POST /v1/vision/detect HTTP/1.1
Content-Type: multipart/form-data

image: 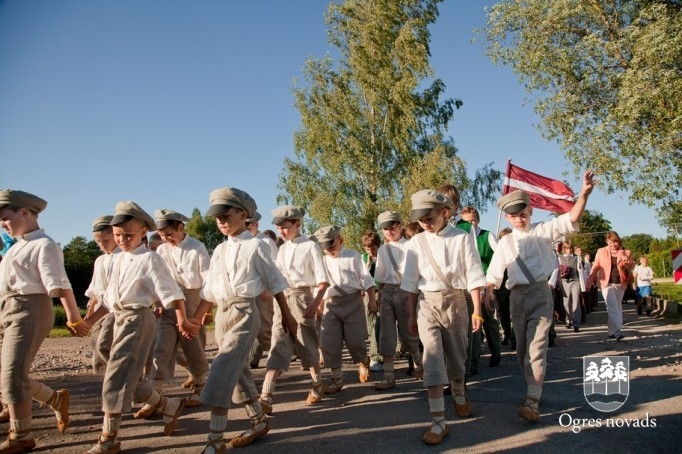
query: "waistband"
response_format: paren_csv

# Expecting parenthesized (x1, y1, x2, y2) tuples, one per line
(0, 290, 20, 304)
(112, 304, 152, 314)
(510, 280, 549, 291)
(285, 287, 313, 296)
(328, 290, 361, 303)
(423, 288, 466, 298)
(218, 296, 257, 312)
(381, 283, 404, 291)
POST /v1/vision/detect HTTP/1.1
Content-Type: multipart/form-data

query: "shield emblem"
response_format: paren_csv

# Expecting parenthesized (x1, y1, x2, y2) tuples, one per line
(583, 355, 629, 412)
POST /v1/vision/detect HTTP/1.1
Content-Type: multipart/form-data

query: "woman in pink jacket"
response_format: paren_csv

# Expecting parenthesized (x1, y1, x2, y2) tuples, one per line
(586, 231, 634, 340)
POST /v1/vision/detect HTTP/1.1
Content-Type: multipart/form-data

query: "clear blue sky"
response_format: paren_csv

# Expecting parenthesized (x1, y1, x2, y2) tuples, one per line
(0, 0, 668, 245)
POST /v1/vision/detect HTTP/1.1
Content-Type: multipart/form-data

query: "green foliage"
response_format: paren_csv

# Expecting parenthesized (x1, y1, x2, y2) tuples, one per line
(52, 304, 87, 328)
(279, 0, 501, 248)
(652, 283, 682, 303)
(185, 208, 224, 254)
(567, 209, 611, 257)
(656, 200, 682, 238)
(481, 0, 682, 208)
(63, 236, 101, 306)
(622, 233, 654, 258)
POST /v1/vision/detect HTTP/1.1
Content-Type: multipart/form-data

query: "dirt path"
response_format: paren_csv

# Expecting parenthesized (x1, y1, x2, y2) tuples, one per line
(19, 302, 682, 453)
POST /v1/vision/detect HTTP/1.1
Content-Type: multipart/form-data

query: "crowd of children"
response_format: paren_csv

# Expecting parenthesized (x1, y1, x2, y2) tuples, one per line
(0, 171, 606, 452)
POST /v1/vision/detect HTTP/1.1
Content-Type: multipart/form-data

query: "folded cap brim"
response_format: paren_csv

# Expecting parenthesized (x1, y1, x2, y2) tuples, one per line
(379, 220, 398, 229)
(110, 214, 135, 226)
(502, 202, 529, 214)
(155, 219, 173, 230)
(272, 216, 287, 226)
(206, 204, 234, 217)
(92, 223, 111, 232)
(318, 239, 335, 250)
(410, 207, 433, 221)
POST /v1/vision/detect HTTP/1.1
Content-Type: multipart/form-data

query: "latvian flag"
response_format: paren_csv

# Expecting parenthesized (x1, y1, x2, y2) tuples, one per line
(503, 161, 575, 214)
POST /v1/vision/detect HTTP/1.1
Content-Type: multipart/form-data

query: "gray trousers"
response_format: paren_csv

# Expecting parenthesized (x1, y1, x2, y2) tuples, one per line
(0, 293, 53, 404)
(561, 279, 582, 327)
(320, 291, 368, 369)
(151, 289, 208, 380)
(201, 297, 260, 408)
(419, 290, 468, 387)
(102, 307, 157, 413)
(266, 288, 319, 371)
(510, 281, 553, 383)
(379, 284, 419, 358)
(91, 312, 115, 375)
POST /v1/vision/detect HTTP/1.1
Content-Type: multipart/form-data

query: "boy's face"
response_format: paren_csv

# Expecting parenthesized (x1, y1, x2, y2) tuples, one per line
(246, 221, 258, 235)
(418, 208, 448, 233)
(113, 219, 147, 252)
(0, 207, 31, 237)
(276, 220, 300, 241)
(460, 212, 478, 228)
(323, 237, 343, 258)
(575, 247, 582, 256)
(214, 207, 247, 237)
(158, 224, 185, 246)
(93, 229, 117, 254)
(640, 257, 647, 265)
(381, 222, 402, 243)
(364, 245, 378, 259)
(505, 207, 532, 231)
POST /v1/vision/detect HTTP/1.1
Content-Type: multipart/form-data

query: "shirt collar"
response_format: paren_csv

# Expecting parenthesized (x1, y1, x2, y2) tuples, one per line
(228, 230, 253, 243)
(21, 228, 45, 241)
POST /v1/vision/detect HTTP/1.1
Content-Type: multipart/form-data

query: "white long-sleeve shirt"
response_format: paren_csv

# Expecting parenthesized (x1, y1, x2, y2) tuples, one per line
(0, 229, 71, 296)
(276, 235, 328, 288)
(487, 213, 578, 290)
(401, 224, 486, 293)
(156, 235, 210, 290)
(202, 230, 288, 302)
(323, 248, 374, 298)
(375, 237, 408, 285)
(103, 243, 183, 311)
(85, 247, 121, 306)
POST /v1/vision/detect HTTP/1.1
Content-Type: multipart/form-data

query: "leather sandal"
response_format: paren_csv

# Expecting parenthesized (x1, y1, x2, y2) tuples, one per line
(422, 420, 449, 445)
(228, 419, 269, 448)
(163, 397, 187, 436)
(85, 432, 121, 454)
(374, 377, 396, 391)
(453, 395, 472, 418)
(50, 388, 70, 433)
(517, 397, 540, 422)
(324, 378, 344, 394)
(306, 382, 325, 405)
(358, 360, 370, 383)
(259, 398, 273, 416)
(134, 400, 162, 420)
(186, 384, 204, 408)
(0, 432, 36, 454)
(201, 437, 226, 454)
(181, 376, 195, 389)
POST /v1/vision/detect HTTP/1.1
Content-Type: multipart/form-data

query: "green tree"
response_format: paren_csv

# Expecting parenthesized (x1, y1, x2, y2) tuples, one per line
(279, 0, 501, 248)
(567, 209, 611, 257)
(656, 200, 682, 240)
(62, 236, 101, 306)
(185, 208, 224, 254)
(622, 233, 654, 258)
(482, 1, 682, 207)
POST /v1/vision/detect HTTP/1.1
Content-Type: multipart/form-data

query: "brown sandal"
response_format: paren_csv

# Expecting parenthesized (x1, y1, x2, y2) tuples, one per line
(422, 420, 449, 445)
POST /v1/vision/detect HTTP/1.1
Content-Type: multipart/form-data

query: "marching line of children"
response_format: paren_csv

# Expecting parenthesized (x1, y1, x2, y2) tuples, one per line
(0, 171, 596, 452)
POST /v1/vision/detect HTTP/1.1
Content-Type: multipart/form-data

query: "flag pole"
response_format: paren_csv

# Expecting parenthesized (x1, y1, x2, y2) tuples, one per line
(495, 159, 511, 235)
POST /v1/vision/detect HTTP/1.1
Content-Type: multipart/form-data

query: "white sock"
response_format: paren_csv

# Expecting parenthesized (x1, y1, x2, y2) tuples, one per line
(33, 383, 54, 405)
(9, 417, 31, 439)
(428, 398, 445, 434)
(528, 384, 542, 401)
(102, 417, 121, 435)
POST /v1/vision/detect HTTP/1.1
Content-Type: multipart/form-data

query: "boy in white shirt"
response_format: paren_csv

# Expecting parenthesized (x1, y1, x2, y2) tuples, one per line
(0, 190, 89, 452)
(85, 215, 119, 375)
(402, 190, 486, 445)
(192, 187, 297, 452)
(313, 225, 377, 394)
(82, 201, 198, 453)
(133, 209, 211, 420)
(259, 205, 329, 413)
(485, 170, 596, 423)
(373, 211, 423, 390)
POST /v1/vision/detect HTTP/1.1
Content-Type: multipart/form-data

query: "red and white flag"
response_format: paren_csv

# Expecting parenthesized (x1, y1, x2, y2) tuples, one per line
(503, 161, 575, 213)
